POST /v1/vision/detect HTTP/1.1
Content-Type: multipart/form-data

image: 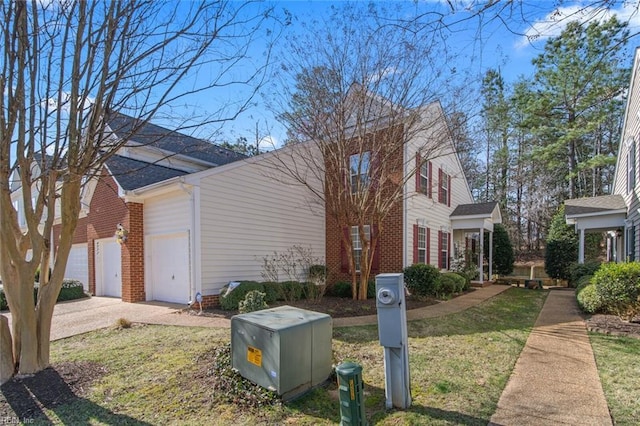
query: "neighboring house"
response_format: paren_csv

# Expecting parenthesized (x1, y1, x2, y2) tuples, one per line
(15, 112, 325, 307)
(565, 47, 640, 263)
(326, 100, 502, 284)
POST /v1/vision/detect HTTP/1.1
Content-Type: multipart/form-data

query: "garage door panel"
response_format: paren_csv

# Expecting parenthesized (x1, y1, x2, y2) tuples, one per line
(95, 239, 121, 298)
(65, 244, 89, 291)
(150, 233, 189, 303)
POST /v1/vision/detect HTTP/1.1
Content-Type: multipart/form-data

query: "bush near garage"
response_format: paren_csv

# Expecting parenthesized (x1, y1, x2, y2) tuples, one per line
(219, 281, 265, 311)
(0, 279, 86, 311)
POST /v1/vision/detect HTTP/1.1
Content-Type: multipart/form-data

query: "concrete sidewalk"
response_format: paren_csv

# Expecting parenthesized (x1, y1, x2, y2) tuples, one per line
(489, 289, 612, 426)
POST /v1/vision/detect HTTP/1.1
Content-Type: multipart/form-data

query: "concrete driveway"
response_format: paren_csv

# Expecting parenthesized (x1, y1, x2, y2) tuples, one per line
(2, 296, 231, 341)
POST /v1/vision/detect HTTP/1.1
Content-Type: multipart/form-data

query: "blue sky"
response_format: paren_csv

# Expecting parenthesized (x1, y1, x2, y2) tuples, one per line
(174, 1, 640, 149)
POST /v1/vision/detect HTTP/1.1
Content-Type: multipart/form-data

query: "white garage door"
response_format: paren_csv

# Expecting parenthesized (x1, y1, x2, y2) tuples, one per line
(149, 233, 190, 303)
(95, 239, 121, 298)
(65, 244, 89, 291)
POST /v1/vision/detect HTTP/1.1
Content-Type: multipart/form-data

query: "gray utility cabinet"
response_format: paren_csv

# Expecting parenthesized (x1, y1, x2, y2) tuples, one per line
(231, 305, 332, 401)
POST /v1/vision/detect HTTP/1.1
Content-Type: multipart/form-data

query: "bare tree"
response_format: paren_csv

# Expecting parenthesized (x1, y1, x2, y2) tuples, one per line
(265, 4, 459, 300)
(0, 0, 273, 377)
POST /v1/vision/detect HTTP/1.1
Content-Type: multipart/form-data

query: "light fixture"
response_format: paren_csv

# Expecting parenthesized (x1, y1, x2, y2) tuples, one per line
(115, 223, 129, 244)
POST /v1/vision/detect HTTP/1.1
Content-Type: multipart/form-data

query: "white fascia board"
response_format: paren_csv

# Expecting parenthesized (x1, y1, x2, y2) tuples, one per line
(565, 209, 627, 220)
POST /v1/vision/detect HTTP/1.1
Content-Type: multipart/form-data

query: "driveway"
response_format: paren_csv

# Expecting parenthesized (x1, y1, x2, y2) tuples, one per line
(1, 296, 229, 341)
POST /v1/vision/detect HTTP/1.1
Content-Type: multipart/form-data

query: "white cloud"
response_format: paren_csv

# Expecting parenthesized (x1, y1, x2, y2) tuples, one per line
(258, 135, 279, 151)
(516, 2, 640, 49)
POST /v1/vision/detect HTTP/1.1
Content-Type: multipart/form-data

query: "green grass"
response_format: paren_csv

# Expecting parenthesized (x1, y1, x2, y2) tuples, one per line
(24, 288, 547, 425)
(590, 333, 640, 425)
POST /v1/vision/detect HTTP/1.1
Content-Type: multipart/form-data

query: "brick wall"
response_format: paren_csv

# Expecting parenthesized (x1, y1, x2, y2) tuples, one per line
(121, 202, 145, 302)
(325, 126, 405, 286)
(52, 170, 131, 296)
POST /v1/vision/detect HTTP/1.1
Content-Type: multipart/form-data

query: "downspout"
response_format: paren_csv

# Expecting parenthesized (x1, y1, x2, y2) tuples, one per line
(179, 181, 197, 304)
(403, 137, 409, 269)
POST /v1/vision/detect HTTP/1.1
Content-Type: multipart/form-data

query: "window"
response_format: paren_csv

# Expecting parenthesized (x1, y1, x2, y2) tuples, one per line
(627, 225, 636, 261)
(628, 141, 636, 194)
(350, 151, 371, 193)
(417, 226, 426, 263)
(439, 168, 450, 206)
(419, 162, 429, 194)
(351, 225, 370, 272)
(439, 231, 450, 269)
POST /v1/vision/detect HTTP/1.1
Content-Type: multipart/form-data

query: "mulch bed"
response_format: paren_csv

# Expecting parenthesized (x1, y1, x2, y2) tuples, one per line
(189, 295, 438, 319)
(585, 314, 640, 339)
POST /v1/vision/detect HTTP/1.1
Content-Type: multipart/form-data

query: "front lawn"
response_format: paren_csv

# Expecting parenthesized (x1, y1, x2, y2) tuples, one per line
(590, 333, 640, 425)
(2, 288, 547, 425)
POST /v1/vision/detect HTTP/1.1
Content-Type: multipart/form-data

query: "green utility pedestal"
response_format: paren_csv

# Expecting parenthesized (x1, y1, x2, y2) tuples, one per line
(336, 362, 366, 426)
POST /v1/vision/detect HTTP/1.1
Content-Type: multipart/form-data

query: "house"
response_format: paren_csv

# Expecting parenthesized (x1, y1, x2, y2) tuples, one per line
(36, 113, 325, 307)
(10, 96, 500, 306)
(564, 47, 640, 263)
(325, 99, 502, 284)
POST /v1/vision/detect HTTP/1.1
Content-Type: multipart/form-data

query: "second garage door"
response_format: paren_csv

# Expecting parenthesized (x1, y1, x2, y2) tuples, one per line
(149, 233, 190, 303)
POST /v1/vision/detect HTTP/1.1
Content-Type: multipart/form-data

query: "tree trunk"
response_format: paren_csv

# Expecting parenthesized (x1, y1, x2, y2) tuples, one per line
(0, 315, 15, 384)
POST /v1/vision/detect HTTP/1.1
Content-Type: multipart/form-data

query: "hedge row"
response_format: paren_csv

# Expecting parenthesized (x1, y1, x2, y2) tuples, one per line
(219, 280, 327, 311)
(0, 279, 87, 311)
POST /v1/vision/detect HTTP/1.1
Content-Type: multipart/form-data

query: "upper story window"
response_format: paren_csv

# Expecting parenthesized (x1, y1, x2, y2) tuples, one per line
(350, 151, 371, 193)
(419, 162, 429, 195)
(439, 168, 450, 206)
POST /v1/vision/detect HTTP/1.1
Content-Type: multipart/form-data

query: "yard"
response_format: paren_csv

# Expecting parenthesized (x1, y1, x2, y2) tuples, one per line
(0, 288, 638, 425)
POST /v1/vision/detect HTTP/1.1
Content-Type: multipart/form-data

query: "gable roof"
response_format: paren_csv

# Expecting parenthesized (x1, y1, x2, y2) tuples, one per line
(106, 112, 246, 167)
(450, 201, 499, 218)
(564, 194, 627, 217)
(105, 155, 189, 191)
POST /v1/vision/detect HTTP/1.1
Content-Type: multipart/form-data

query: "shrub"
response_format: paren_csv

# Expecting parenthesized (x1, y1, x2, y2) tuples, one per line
(576, 282, 602, 314)
(439, 272, 466, 297)
(452, 271, 472, 291)
(280, 281, 304, 302)
(308, 264, 327, 282)
(367, 280, 376, 299)
(219, 281, 264, 311)
(238, 290, 268, 314)
(1, 279, 86, 311)
(57, 279, 86, 302)
(575, 275, 594, 291)
(403, 264, 441, 297)
(260, 282, 282, 303)
(328, 281, 352, 298)
(592, 262, 640, 315)
(569, 261, 601, 288)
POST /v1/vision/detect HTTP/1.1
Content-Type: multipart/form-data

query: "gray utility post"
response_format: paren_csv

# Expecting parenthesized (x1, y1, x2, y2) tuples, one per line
(375, 273, 412, 409)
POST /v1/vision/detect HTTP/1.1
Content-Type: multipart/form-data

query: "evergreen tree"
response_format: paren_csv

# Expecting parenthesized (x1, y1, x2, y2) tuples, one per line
(484, 223, 515, 276)
(545, 205, 578, 280)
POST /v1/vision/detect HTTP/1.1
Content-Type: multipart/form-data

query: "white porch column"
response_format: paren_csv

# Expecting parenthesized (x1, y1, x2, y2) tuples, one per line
(479, 228, 484, 282)
(488, 230, 493, 279)
(578, 228, 585, 264)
